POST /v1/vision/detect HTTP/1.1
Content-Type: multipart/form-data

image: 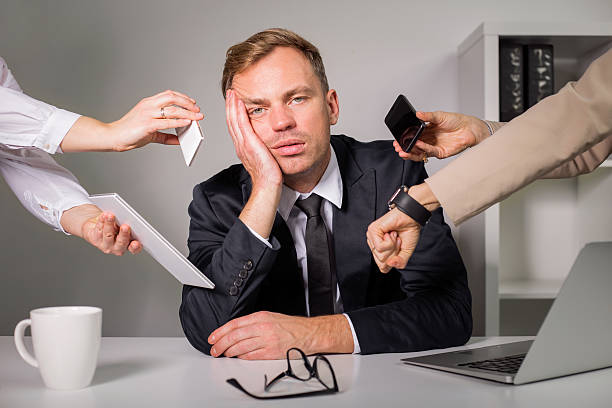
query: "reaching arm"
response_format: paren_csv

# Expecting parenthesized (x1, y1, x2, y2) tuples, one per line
(541, 136, 612, 179)
(426, 50, 612, 225)
(0, 146, 141, 255)
(0, 86, 203, 153)
(0, 145, 93, 231)
(0, 86, 81, 153)
(393, 111, 492, 162)
(372, 51, 612, 271)
(59, 90, 203, 153)
(1, 58, 202, 153)
(398, 106, 611, 180)
(0, 57, 191, 255)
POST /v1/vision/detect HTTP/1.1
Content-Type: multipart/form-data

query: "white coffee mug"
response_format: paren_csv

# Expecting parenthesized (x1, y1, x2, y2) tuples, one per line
(14, 306, 102, 390)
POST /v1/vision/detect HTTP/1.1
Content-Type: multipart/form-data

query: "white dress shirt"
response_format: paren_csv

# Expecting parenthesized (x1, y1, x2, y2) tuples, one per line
(247, 146, 362, 353)
(1, 56, 91, 232)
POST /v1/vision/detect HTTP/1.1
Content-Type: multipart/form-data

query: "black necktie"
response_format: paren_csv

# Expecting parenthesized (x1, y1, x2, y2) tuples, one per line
(295, 194, 335, 316)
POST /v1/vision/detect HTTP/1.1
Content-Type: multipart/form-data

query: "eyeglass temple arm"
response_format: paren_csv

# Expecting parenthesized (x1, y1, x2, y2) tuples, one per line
(264, 371, 288, 391)
(227, 378, 337, 400)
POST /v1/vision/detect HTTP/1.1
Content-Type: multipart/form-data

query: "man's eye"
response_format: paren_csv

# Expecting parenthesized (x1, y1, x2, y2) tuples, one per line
(291, 97, 305, 104)
(249, 107, 265, 115)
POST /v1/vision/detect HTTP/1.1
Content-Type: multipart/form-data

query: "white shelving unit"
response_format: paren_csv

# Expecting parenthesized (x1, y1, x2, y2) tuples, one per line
(499, 279, 565, 300)
(456, 22, 612, 335)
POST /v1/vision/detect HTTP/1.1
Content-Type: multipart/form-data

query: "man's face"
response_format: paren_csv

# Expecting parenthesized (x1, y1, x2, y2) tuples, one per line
(231, 47, 339, 181)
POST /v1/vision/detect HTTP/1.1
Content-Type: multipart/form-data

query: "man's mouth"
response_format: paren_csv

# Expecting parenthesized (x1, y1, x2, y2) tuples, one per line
(271, 140, 305, 156)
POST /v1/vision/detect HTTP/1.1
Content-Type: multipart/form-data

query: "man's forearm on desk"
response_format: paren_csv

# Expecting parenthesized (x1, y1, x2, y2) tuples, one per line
(207, 312, 354, 359)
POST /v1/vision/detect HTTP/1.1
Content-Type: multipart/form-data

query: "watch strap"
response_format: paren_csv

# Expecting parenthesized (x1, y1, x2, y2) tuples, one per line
(389, 186, 431, 226)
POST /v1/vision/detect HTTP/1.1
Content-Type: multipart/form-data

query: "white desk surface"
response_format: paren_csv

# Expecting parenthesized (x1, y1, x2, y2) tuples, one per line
(1, 336, 611, 407)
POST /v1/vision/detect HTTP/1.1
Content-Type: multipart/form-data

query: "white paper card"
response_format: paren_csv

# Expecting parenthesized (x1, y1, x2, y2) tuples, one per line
(176, 120, 204, 166)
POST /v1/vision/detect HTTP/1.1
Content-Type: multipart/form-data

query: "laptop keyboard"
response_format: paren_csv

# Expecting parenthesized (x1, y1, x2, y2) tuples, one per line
(457, 353, 526, 374)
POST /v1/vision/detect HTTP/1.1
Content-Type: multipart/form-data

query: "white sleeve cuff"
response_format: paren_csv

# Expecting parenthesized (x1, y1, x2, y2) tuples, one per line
(245, 224, 273, 248)
(56, 196, 94, 235)
(36, 108, 81, 154)
(343, 313, 361, 354)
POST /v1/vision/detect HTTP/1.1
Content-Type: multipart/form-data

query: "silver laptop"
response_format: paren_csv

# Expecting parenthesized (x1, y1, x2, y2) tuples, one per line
(402, 242, 612, 384)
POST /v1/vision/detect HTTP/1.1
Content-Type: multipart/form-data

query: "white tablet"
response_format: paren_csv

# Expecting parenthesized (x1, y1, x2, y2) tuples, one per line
(89, 193, 214, 289)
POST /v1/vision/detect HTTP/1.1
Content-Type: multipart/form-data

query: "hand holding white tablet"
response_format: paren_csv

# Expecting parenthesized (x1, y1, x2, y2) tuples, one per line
(90, 193, 214, 289)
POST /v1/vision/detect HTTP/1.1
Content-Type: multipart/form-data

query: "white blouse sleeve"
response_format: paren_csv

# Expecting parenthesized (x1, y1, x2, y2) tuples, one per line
(0, 146, 92, 232)
(0, 57, 81, 154)
(1, 56, 91, 232)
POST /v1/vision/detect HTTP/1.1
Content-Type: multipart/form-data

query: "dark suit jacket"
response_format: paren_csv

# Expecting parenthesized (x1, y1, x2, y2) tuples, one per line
(180, 135, 472, 355)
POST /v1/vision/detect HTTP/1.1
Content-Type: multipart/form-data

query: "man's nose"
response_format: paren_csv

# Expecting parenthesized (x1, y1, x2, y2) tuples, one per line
(269, 105, 296, 132)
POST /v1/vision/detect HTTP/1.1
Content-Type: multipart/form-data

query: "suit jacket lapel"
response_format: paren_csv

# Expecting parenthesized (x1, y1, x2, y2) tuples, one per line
(331, 138, 377, 312)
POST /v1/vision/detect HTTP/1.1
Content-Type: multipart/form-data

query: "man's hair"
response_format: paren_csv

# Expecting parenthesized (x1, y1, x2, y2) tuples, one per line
(221, 28, 329, 97)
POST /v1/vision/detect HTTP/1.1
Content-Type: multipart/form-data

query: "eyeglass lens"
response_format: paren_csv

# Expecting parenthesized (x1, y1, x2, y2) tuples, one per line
(288, 348, 312, 380)
(314, 358, 335, 389)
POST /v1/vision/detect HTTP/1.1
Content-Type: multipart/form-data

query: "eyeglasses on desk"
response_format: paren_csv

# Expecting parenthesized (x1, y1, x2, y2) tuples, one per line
(226, 348, 339, 400)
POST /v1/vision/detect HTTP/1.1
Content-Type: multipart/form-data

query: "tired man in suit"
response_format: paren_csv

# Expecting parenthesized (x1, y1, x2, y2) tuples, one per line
(180, 28, 471, 359)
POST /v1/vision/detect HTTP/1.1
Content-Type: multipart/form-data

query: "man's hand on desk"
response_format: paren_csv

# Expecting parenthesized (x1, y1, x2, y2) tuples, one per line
(208, 311, 354, 360)
(61, 204, 142, 256)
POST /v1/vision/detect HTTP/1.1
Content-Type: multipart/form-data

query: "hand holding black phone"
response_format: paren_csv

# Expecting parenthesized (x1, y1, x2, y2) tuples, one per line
(384, 95, 426, 153)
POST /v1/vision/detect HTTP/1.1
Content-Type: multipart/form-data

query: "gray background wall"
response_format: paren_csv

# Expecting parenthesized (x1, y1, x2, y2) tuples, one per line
(2, 0, 611, 337)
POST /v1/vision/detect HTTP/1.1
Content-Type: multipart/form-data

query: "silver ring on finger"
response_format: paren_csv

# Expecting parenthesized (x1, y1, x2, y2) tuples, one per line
(160, 107, 166, 119)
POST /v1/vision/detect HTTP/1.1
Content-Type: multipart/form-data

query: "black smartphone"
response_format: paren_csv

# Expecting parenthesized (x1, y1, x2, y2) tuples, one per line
(384, 95, 426, 153)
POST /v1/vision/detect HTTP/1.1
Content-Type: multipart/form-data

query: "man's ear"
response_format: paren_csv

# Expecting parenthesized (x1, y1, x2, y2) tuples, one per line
(326, 89, 339, 125)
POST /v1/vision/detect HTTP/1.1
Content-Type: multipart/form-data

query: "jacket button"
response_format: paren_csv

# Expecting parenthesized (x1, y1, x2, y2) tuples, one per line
(229, 285, 238, 296)
(243, 260, 253, 270)
(234, 278, 243, 287)
(238, 269, 248, 279)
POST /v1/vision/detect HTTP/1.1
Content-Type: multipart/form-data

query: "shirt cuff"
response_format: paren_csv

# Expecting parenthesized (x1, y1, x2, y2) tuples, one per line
(245, 224, 273, 249)
(482, 119, 494, 136)
(36, 108, 81, 154)
(56, 196, 94, 235)
(343, 313, 361, 354)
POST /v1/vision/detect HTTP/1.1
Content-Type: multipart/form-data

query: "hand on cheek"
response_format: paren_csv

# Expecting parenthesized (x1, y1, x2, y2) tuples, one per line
(225, 90, 282, 188)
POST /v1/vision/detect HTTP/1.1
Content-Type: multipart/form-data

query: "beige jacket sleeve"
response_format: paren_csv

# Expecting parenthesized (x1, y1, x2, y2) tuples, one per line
(426, 49, 612, 226)
(485, 124, 611, 179)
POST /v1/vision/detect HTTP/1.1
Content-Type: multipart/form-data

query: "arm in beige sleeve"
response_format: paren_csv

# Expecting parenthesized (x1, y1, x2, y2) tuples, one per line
(426, 49, 612, 225)
(487, 121, 610, 179)
(542, 136, 611, 178)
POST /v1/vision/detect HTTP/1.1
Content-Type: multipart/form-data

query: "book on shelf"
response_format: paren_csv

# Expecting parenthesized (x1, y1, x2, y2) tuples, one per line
(499, 42, 525, 122)
(526, 44, 554, 108)
(499, 42, 555, 121)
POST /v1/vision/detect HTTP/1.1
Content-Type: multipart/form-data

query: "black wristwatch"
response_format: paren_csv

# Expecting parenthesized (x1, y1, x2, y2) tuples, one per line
(387, 185, 431, 226)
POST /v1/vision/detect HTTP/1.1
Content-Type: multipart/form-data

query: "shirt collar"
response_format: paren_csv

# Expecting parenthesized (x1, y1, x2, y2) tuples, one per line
(278, 144, 343, 221)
